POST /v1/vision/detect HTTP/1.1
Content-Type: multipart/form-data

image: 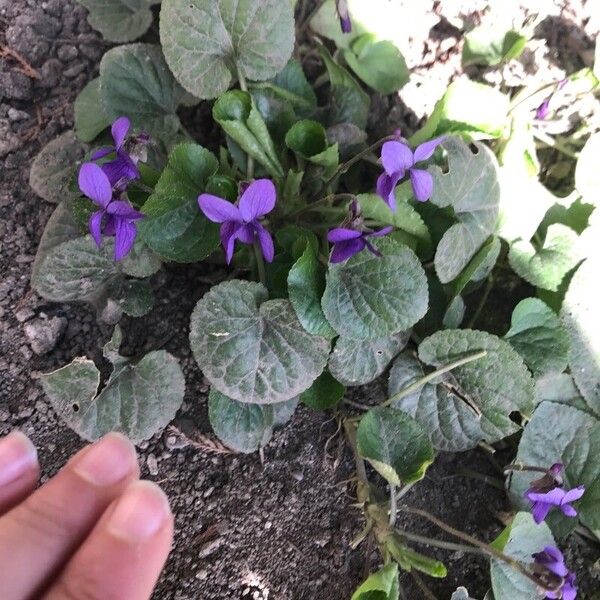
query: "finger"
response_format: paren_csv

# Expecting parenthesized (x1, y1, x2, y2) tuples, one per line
(0, 431, 40, 515)
(0, 432, 140, 600)
(45, 481, 173, 600)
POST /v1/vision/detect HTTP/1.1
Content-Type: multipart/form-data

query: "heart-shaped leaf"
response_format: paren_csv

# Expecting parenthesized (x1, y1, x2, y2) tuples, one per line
(431, 138, 501, 284)
(507, 401, 599, 538)
(32, 200, 81, 282)
(32, 235, 118, 302)
(213, 91, 284, 178)
(29, 131, 87, 203)
(389, 330, 534, 451)
(357, 406, 434, 486)
(504, 298, 569, 376)
(288, 244, 336, 338)
(41, 328, 185, 443)
(344, 34, 409, 95)
(78, 0, 158, 43)
(208, 388, 274, 453)
(463, 26, 527, 67)
(509, 224, 581, 292)
(351, 564, 400, 600)
(285, 119, 339, 174)
(561, 258, 600, 415)
(300, 370, 345, 411)
(160, 0, 294, 99)
(322, 237, 428, 340)
(490, 512, 555, 600)
(74, 78, 111, 142)
(110, 279, 154, 317)
(329, 331, 409, 386)
(189, 280, 330, 404)
(99, 44, 187, 139)
(411, 79, 509, 144)
(120, 239, 162, 278)
(138, 143, 220, 262)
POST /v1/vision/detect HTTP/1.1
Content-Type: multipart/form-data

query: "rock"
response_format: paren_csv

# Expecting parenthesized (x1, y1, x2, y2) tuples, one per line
(99, 299, 123, 325)
(147, 453, 159, 476)
(38, 59, 62, 89)
(0, 119, 21, 157)
(0, 71, 32, 101)
(7, 108, 29, 121)
(23, 315, 67, 355)
(57, 44, 78, 62)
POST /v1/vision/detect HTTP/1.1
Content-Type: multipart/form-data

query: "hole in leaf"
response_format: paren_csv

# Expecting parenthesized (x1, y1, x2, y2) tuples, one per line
(72, 403, 80, 413)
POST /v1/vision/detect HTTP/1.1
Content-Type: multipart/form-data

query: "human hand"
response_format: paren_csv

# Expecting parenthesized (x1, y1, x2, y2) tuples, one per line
(0, 430, 173, 600)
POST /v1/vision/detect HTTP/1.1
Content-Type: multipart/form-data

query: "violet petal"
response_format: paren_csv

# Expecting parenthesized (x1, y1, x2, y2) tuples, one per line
(89, 210, 104, 248)
(91, 146, 114, 161)
(561, 485, 585, 503)
(330, 238, 365, 263)
(376, 172, 400, 211)
(238, 178, 276, 221)
(114, 217, 137, 261)
(413, 136, 446, 163)
(111, 116, 130, 149)
(198, 193, 241, 224)
(106, 200, 144, 220)
(78, 162, 113, 208)
(327, 228, 363, 243)
(409, 167, 434, 202)
(220, 221, 239, 264)
(255, 222, 275, 263)
(381, 141, 413, 175)
(367, 226, 394, 238)
(532, 501, 552, 524)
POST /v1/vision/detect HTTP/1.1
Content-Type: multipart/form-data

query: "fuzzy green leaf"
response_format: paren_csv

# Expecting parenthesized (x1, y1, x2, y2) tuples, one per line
(208, 388, 273, 453)
(322, 237, 428, 340)
(344, 34, 409, 95)
(78, 0, 158, 43)
(100, 44, 187, 139)
(213, 90, 284, 178)
(29, 131, 87, 204)
(74, 78, 111, 142)
(509, 224, 581, 291)
(138, 143, 220, 262)
(351, 564, 400, 600)
(560, 258, 600, 415)
(463, 27, 527, 67)
(190, 280, 330, 404)
(160, 0, 294, 99)
(300, 370, 345, 411)
(431, 138, 500, 284)
(357, 407, 434, 486)
(504, 298, 569, 376)
(329, 331, 409, 386)
(41, 329, 185, 443)
(288, 244, 336, 338)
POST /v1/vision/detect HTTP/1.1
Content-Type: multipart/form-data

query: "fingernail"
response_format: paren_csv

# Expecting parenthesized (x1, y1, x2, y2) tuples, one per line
(108, 481, 171, 541)
(72, 432, 137, 486)
(0, 431, 38, 486)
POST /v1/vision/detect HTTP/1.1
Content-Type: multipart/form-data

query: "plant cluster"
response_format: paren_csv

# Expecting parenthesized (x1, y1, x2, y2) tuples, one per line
(27, 0, 600, 597)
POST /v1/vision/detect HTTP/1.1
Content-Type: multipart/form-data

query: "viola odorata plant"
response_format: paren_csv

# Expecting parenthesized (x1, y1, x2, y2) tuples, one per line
(28, 1, 600, 598)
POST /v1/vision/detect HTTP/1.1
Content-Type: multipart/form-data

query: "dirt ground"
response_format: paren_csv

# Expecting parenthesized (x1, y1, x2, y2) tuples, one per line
(1, 1, 599, 598)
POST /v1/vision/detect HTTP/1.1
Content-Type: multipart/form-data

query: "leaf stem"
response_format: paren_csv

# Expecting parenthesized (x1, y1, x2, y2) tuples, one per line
(289, 192, 355, 218)
(380, 350, 488, 408)
(395, 528, 488, 556)
(466, 275, 494, 329)
(253, 241, 267, 287)
(322, 134, 398, 187)
(389, 485, 398, 527)
(397, 506, 560, 593)
(236, 67, 255, 180)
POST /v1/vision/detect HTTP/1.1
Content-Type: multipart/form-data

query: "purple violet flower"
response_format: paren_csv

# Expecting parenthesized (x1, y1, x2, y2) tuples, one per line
(376, 137, 446, 210)
(198, 179, 276, 264)
(536, 98, 551, 120)
(533, 546, 577, 600)
(336, 0, 352, 33)
(78, 162, 144, 261)
(525, 463, 585, 524)
(91, 117, 144, 190)
(328, 226, 393, 263)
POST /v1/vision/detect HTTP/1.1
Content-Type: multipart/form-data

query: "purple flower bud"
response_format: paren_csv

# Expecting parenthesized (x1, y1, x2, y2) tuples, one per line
(328, 224, 393, 263)
(376, 136, 446, 210)
(198, 179, 276, 264)
(536, 98, 551, 120)
(336, 0, 352, 33)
